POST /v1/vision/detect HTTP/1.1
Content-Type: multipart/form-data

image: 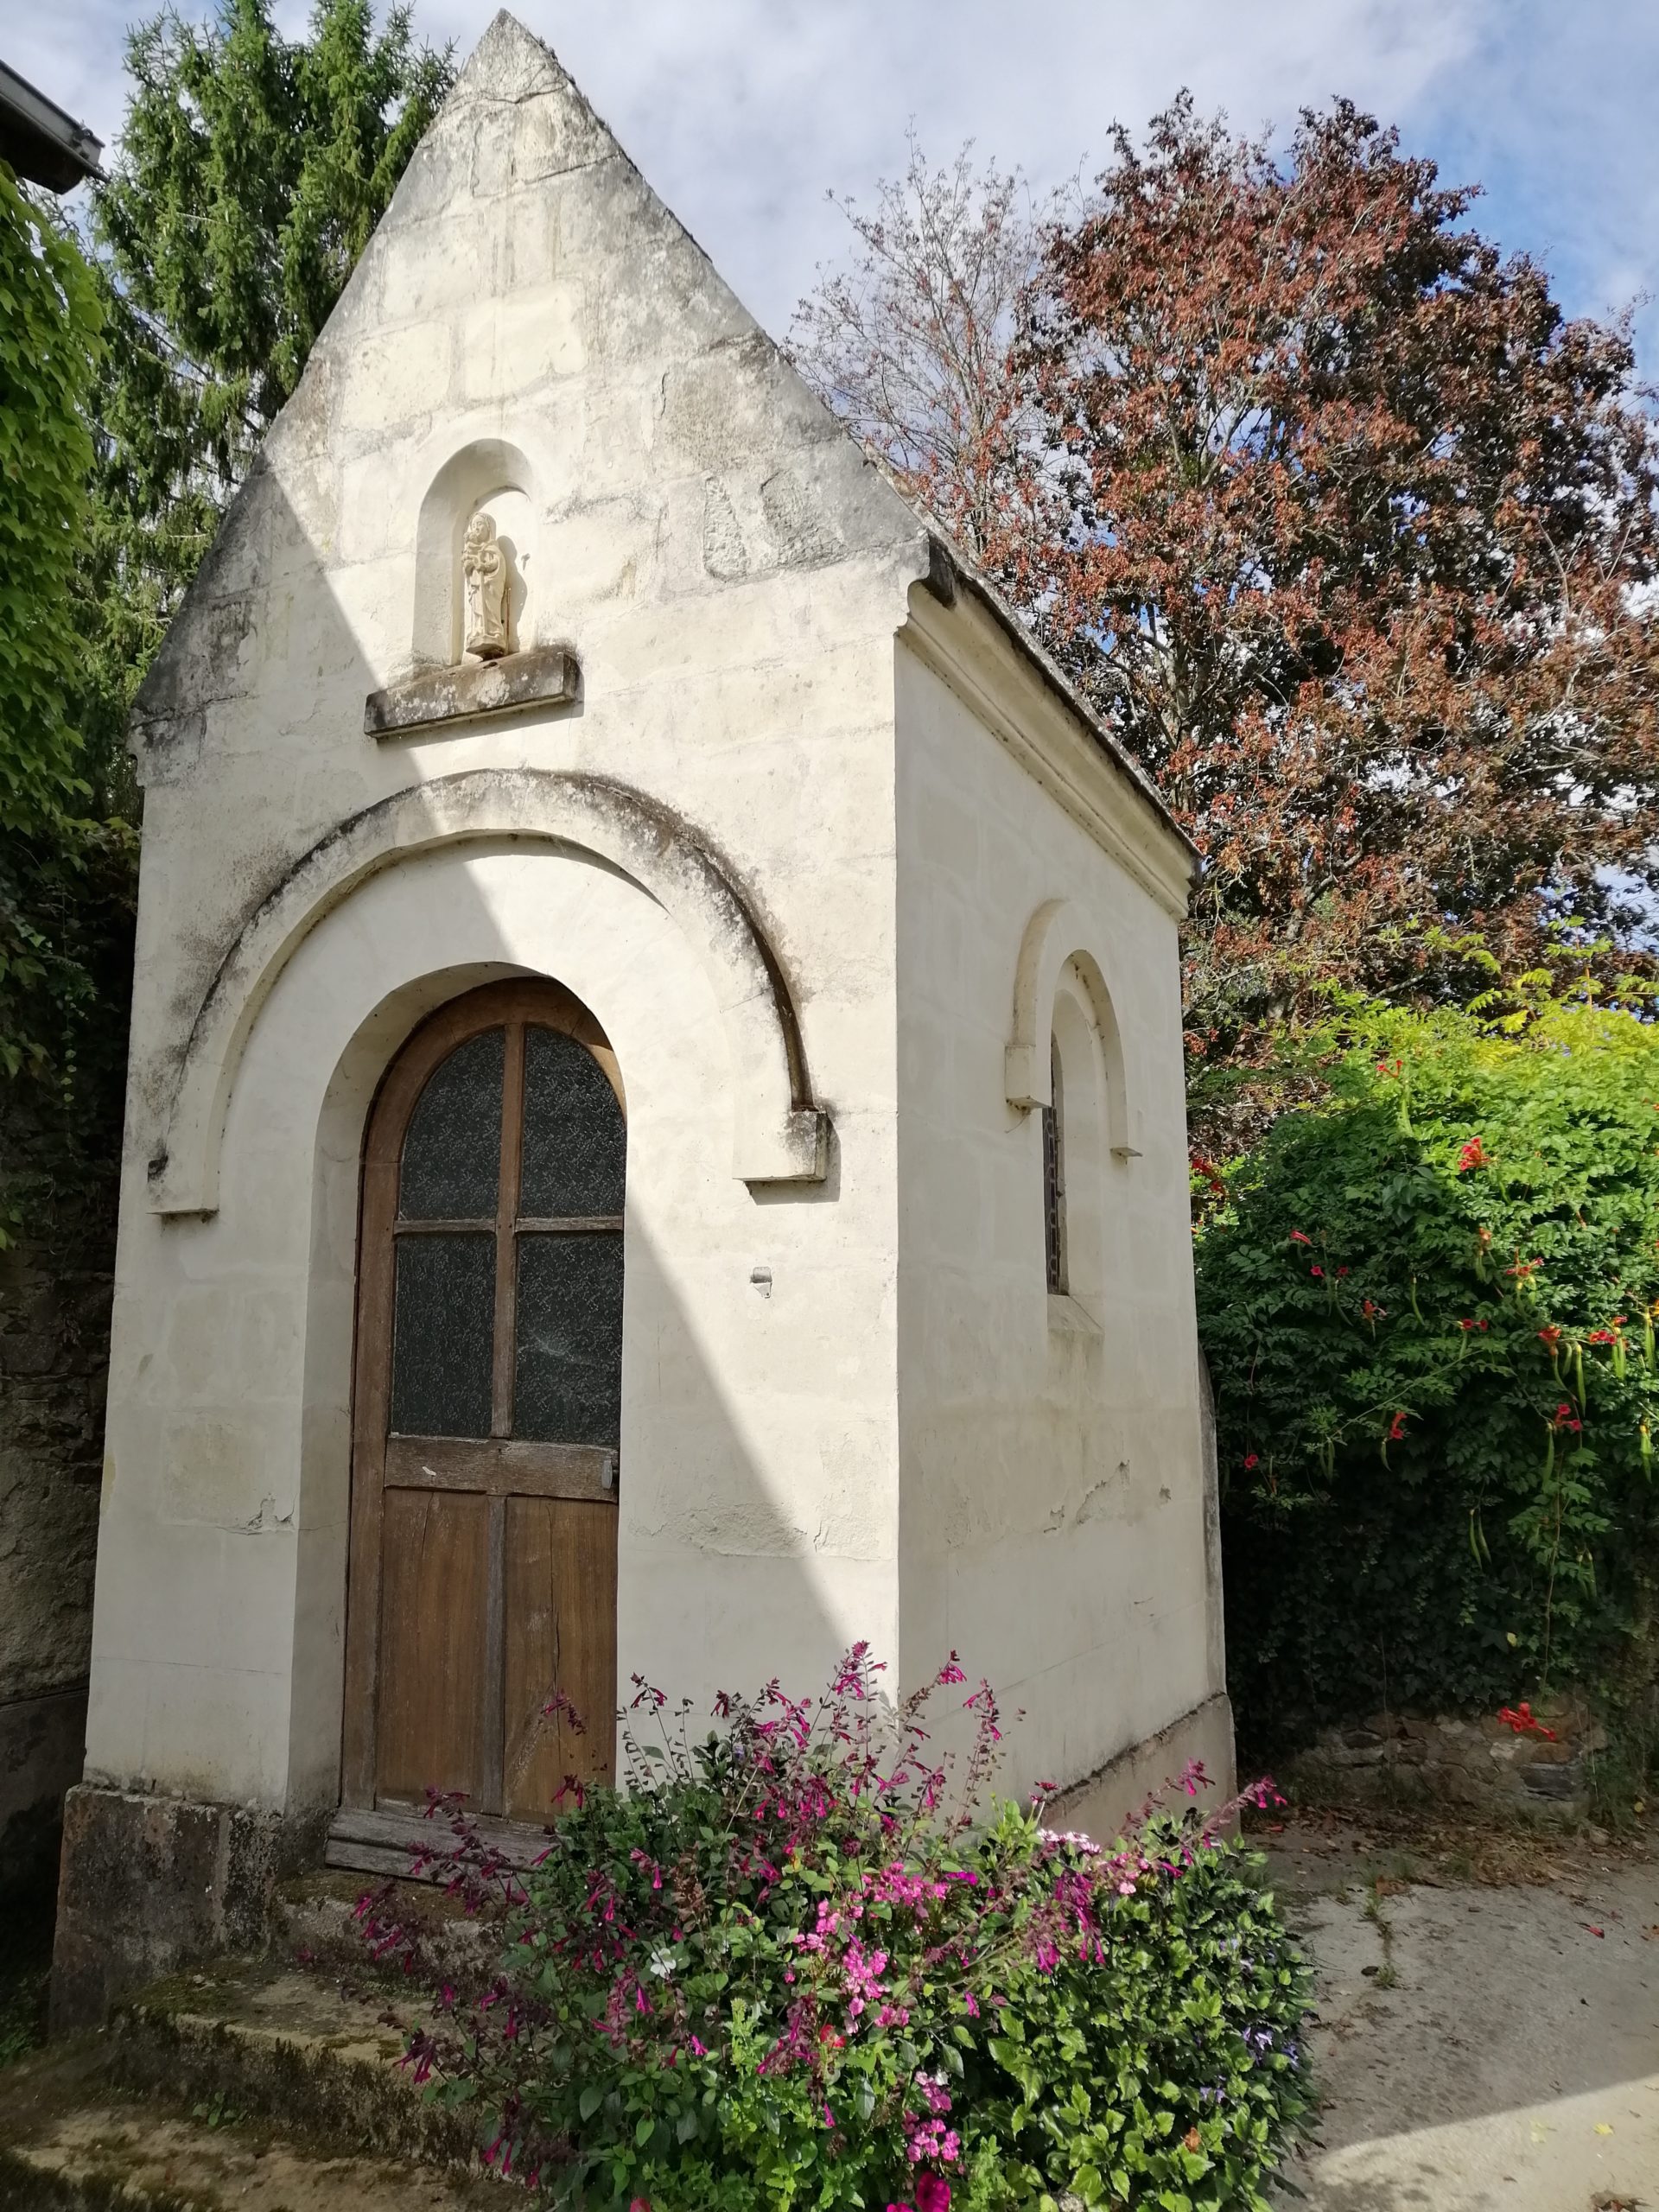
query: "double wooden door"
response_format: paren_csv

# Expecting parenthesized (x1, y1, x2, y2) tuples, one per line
(341, 981, 623, 1825)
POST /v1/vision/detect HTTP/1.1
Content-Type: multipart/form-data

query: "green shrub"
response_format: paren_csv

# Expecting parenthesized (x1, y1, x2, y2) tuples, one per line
(362, 1654, 1310, 2209)
(1195, 988, 1659, 1749)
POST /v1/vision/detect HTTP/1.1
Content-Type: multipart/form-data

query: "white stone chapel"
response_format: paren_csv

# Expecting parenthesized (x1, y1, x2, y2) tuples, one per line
(54, 13, 1230, 2015)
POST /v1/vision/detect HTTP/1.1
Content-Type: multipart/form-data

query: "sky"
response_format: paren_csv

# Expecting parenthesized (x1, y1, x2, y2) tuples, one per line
(12, 0, 1659, 366)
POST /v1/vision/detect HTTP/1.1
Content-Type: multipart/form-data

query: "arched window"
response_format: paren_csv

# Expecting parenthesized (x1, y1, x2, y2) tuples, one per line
(1042, 962, 1120, 1313)
(1042, 1033, 1067, 1294)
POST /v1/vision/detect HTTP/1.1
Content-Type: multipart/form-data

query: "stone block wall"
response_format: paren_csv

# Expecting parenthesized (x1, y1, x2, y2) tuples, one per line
(1283, 1697, 1605, 1821)
(0, 1091, 115, 1891)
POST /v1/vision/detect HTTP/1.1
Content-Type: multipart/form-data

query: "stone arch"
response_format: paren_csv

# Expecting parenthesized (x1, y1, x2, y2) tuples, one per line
(1005, 897, 1136, 1156)
(412, 436, 538, 666)
(148, 769, 828, 1215)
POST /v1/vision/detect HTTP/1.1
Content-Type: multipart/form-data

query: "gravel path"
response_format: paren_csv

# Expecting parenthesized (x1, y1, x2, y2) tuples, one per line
(1262, 1812, 1659, 2212)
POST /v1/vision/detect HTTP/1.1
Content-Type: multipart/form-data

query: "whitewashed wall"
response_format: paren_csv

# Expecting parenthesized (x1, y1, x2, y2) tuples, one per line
(82, 13, 1223, 1837)
(893, 604, 1229, 1823)
(86, 17, 923, 1815)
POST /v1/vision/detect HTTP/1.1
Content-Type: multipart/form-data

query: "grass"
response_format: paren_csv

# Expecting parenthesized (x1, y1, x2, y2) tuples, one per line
(1361, 1880, 1400, 1989)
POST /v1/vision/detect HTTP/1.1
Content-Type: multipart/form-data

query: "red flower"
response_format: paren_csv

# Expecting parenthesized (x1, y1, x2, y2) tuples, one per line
(1553, 1403, 1582, 1433)
(1497, 1703, 1559, 1742)
(1243, 1453, 1259, 1471)
(1289, 1230, 1312, 1246)
(1388, 1411, 1408, 1442)
(1586, 1328, 1617, 1344)
(1457, 1137, 1488, 1172)
(1362, 1298, 1383, 1322)
(1310, 1265, 1324, 1279)
(1537, 1325, 1563, 1352)
(1459, 1318, 1490, 1333)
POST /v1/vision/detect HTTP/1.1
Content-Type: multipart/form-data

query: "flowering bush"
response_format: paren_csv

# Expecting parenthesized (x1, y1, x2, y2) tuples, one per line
(362, 1652, 1310, 2209)
(1194, 987, 1659, 1747)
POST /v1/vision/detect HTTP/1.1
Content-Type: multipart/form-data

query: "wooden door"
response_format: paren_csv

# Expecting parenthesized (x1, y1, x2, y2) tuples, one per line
(341, 980, 623, 1823)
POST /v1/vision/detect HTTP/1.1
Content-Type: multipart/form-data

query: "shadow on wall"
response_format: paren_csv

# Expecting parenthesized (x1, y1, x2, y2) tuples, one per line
(86, 447, 894, 1826)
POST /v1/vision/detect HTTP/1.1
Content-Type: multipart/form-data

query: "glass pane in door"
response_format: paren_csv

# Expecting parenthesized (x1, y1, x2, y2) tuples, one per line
(513, 1232, 623, 1445)
(391, 1232, 495, 1436)
(399, 1028, 504, 1219)
(519, 1027, 625, 1217)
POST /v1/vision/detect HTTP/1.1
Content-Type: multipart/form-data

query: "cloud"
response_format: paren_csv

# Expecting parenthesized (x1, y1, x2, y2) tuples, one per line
(11, 0, 1656, 353)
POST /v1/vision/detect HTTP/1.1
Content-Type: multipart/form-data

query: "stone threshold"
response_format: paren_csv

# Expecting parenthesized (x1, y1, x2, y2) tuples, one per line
(327, 1801, 554, 1882)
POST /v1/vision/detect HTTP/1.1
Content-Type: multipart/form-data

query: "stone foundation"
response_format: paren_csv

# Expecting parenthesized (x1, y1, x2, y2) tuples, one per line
(1049, 1689, 1236, 1844)
(1282, 1698, 1604, 1821)
(50, 1783, 326, 2031)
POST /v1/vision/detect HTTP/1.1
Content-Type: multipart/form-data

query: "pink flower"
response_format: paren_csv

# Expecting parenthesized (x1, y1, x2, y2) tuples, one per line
(1290, 1230, 1312, 1246)
(915, 2176, 952, 2212)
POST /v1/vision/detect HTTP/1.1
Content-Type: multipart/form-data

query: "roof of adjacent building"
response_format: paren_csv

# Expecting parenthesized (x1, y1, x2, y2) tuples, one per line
(0, 58, 103, 191)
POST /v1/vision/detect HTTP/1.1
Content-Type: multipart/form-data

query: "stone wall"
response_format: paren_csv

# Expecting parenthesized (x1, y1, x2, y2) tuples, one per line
(1283, 1698, 1605, 1821)
(0, 1090, 114, 1890)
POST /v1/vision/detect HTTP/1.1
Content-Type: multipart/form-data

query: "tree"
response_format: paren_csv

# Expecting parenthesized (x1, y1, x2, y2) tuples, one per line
(788, 134, 1052, 563)
(3, 0, 451, 1162)
(0, 168, 107, 1093)
(796, 104, 1659, 1065)
(79, 0, 454, 768)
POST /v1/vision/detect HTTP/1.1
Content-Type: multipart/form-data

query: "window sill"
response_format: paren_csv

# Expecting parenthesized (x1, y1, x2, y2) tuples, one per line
(1047, 1293, 1101, 1337)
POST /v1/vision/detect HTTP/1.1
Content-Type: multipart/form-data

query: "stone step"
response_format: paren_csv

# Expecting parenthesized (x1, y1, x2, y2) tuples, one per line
(272, 1864, 500, 1992)
(0, 2055, 503, 2209)
(101, 1955, 473, 2168)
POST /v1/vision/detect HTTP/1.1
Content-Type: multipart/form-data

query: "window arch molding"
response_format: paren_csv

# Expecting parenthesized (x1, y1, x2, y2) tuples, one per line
(1005, 897, 1135, 1156)
(1045, 961, 1118, 1309)
(146, 767, 829, 1214)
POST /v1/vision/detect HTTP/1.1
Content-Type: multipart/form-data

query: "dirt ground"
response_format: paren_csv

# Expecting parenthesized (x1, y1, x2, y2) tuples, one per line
(1255, 1807, 1659, 2212)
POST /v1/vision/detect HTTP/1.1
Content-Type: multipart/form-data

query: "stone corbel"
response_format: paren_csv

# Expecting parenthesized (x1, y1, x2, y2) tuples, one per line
(364, 645, 579, 738)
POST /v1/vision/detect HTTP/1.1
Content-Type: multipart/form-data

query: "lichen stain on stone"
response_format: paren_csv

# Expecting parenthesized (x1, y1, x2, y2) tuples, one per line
(701, 477, 748, 581)
(760, 467, 840, 569)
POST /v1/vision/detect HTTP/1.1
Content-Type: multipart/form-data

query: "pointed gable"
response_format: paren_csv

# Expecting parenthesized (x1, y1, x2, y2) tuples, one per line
(132, 10, 924, 747)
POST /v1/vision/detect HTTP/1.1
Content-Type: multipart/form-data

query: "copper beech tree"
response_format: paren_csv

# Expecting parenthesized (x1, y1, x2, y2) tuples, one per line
(791, 101, 1659, 1066)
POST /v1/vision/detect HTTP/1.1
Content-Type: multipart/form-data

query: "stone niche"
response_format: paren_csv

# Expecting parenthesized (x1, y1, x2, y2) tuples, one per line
(410, 436, 538, 672)
(368, 437, 576, 739)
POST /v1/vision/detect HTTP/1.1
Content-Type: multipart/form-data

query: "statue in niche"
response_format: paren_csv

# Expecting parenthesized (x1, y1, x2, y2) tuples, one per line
(461, 512, 512, 660)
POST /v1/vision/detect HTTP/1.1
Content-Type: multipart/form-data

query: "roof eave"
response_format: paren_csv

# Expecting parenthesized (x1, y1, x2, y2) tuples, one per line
(0, 59, 104, 190)
(921, 529, 1202, 880)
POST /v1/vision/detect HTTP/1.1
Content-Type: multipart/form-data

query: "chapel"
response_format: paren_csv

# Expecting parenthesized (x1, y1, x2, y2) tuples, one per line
(54, 11, 1230, 2018)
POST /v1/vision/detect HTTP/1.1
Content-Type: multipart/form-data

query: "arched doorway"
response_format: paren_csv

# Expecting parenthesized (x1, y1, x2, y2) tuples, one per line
(339, 980, 622, 1830)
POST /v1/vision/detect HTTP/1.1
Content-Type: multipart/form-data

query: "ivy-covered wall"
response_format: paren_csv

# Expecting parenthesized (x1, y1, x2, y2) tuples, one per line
(1196, 987, 1659, 1785)
(0, 1091, 115, 1889)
